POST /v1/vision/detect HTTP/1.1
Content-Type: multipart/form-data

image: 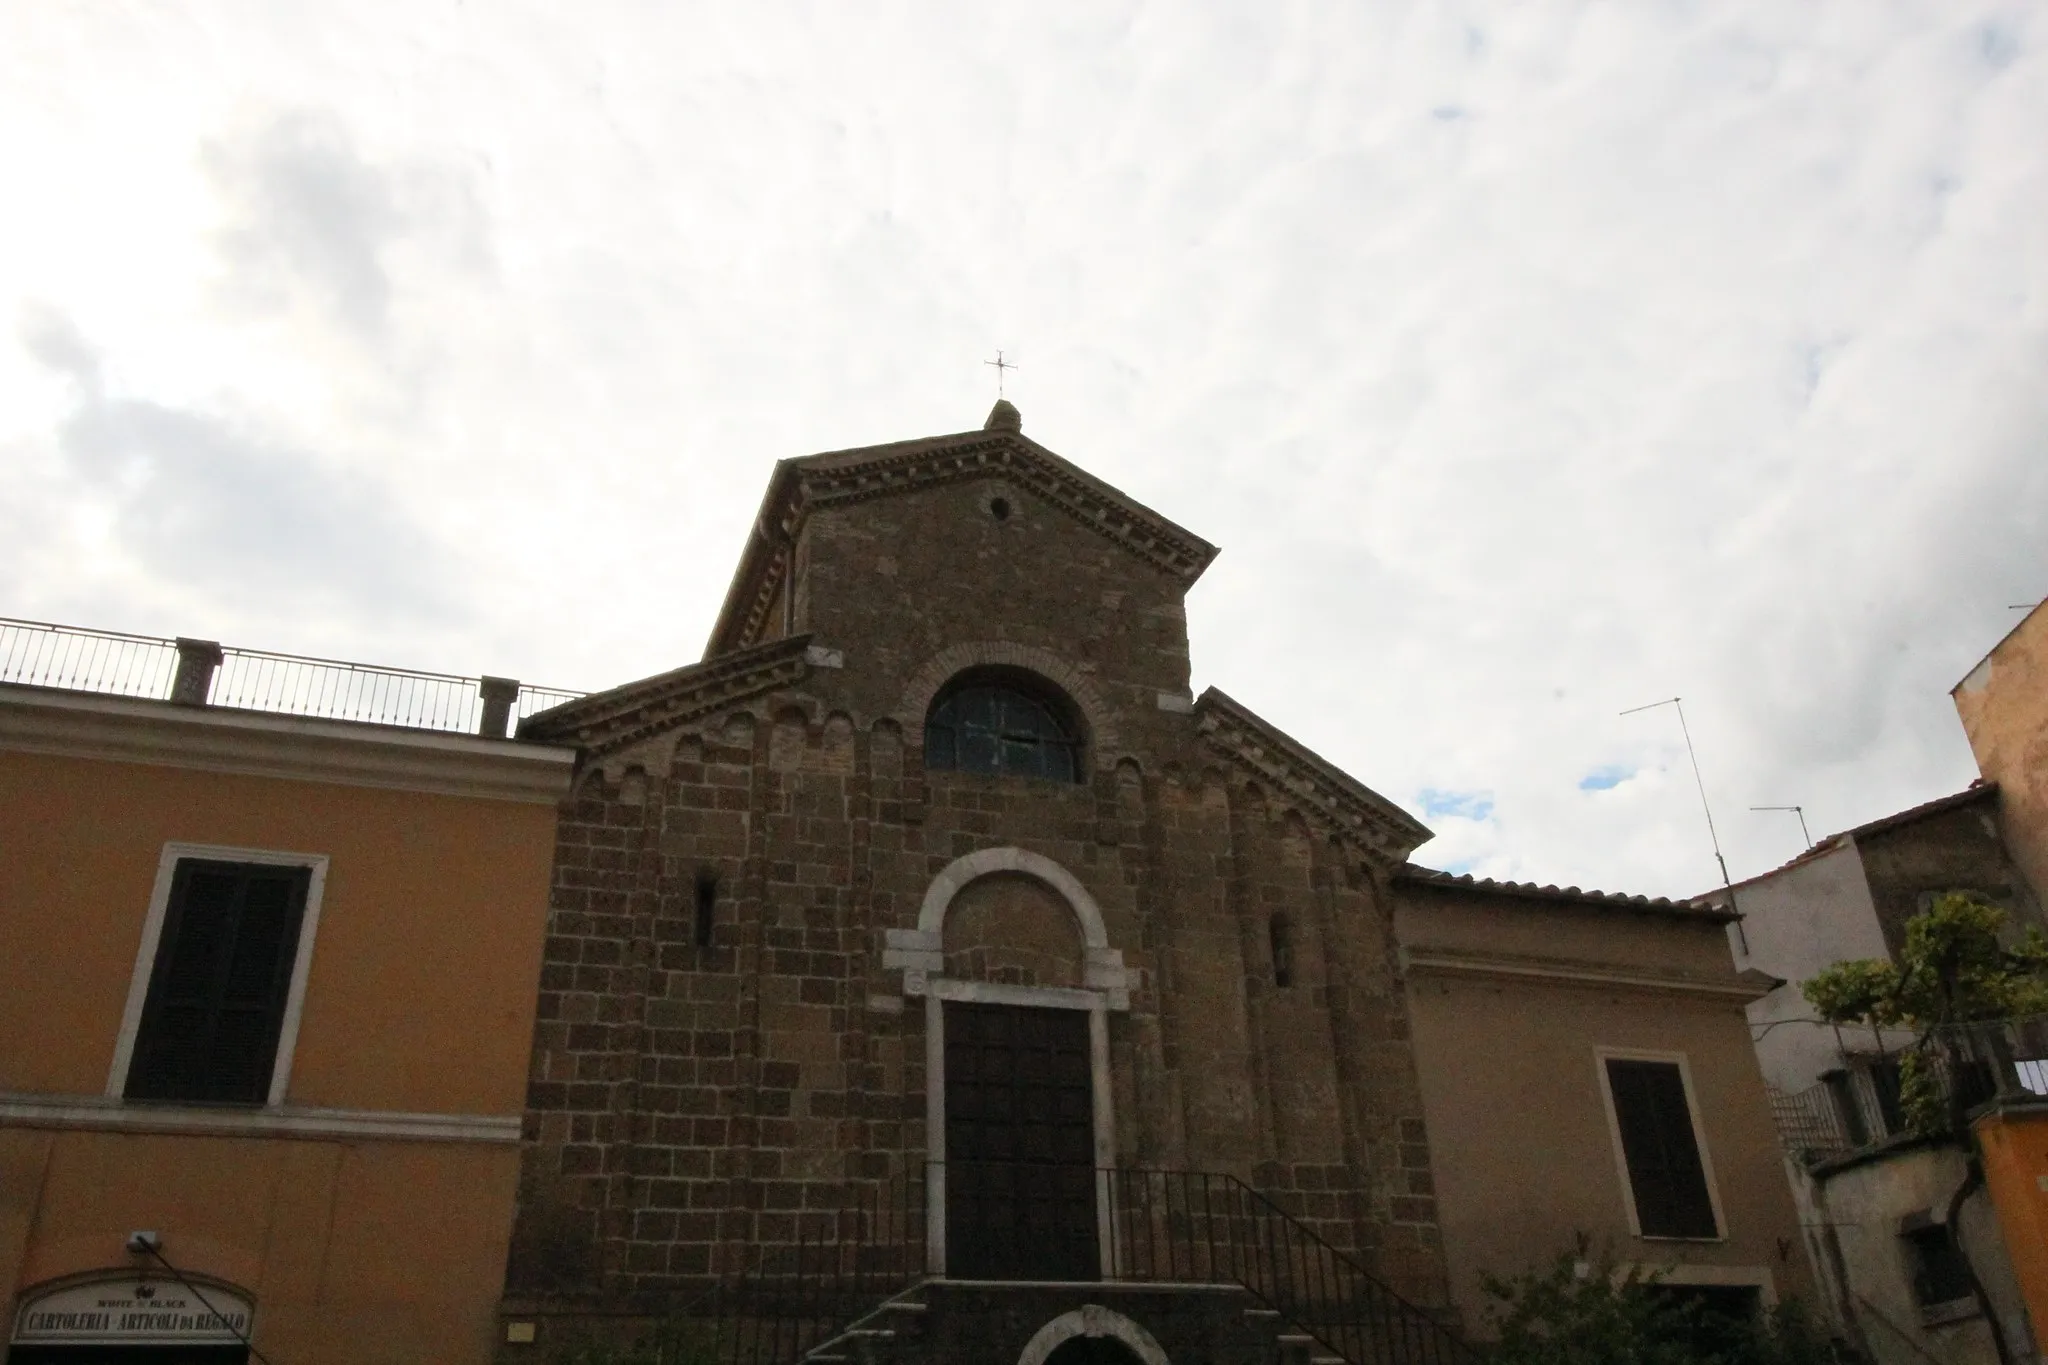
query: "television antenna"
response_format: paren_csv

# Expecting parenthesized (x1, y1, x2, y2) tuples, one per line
(1751, 804, 1813, 849)
(1622, 696, 1732, 892)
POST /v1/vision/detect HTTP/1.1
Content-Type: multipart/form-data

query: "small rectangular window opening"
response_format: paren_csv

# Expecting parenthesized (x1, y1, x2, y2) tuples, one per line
(1903, 1221, 1975, 1308)
(1269, 914, 1294, 988)
(694, 870, 718, 950)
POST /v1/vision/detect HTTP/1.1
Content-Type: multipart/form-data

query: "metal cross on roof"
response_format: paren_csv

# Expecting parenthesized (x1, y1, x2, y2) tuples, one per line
(984, 350, 1017, 398)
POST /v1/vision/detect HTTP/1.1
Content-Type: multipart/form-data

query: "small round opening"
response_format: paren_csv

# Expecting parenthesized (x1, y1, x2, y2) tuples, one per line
(989, 497, 1011, 522)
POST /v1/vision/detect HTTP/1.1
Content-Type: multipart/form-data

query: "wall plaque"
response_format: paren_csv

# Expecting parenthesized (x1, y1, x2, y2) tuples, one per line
(13, 1276, 252, 1344)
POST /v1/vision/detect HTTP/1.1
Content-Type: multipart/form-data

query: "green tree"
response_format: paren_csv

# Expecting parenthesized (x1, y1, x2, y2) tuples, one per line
(1483, 1246, 1845, 1365)
(1802, 891, 2048, 1365)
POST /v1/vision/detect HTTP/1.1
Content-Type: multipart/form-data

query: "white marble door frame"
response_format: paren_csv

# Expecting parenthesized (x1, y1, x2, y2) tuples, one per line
(881, 847, 1130, 1278)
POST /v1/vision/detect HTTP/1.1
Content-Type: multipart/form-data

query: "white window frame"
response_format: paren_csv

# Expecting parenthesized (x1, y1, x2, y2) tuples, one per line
(1608, 1262, 1778, 1307)
(106, 842, 330, 1108)
(1594, 1046, 1729, 1243)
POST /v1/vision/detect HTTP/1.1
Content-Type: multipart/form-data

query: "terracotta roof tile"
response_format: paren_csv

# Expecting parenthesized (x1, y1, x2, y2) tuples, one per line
(1394, 864, 1736, 922)
(1703, 782, 1995, 898)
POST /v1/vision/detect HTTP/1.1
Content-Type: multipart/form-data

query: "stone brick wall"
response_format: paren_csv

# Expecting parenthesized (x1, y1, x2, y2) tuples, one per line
(1854, 790, 2044, 953)
(504, 444, 1447, 1314)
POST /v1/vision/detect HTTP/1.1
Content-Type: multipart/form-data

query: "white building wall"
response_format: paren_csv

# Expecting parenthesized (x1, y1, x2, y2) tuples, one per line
(1731, 840, 1903, 1095)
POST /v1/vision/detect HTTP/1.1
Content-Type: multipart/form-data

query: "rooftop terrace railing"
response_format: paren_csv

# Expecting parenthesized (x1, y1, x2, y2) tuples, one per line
(0, 618, 181, 702)
(0, 616, 584, 738)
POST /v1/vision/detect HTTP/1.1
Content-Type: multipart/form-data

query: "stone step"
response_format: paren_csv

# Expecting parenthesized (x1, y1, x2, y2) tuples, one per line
(1273, 1333, 1319, 1365)
(801, 1327, 895, 1361)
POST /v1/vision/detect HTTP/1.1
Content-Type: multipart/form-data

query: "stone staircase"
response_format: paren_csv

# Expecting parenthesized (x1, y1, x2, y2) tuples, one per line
(800, 1280, 1355, 1365)
(799, 1285, 926, 1365)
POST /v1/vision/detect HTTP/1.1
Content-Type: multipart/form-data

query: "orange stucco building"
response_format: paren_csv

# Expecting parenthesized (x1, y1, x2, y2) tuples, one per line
(1953, 601, 2048, 1358)
(1954, 601, 2048, 916)
(0, 645, 574, 1364)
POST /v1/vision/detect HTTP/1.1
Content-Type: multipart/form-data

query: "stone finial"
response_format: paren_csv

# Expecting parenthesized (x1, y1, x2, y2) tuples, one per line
(477, 675, 520, 738)
(984, 398, 1021, 433)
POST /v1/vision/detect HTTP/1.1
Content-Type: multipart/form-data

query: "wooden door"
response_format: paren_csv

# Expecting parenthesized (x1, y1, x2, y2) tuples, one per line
(944, 1001, 1098, 1280)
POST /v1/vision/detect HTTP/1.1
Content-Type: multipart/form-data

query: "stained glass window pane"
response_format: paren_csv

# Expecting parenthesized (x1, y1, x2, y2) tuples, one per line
(925, 678, 1081, 783)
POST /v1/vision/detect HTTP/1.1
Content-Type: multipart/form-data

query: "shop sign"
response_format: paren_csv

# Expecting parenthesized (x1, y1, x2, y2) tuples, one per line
(13, 1276, 251, 1344)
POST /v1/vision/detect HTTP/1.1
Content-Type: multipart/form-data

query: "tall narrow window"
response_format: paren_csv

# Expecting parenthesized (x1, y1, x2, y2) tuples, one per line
(1269, 913, 1294, 988)
(924, 669, 1083, 783)
(1823, 1070, 1870, 1147)
(1604, 1057, 1719, 1239)
(1868, 1059, 1907, 1137)
(694, 871, 718, 949)
(126, 859, 312, 1105)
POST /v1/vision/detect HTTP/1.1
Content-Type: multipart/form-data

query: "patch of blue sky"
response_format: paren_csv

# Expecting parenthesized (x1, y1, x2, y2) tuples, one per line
(1419, 788, 1494, 821)
(1579, 766, 1636, 792)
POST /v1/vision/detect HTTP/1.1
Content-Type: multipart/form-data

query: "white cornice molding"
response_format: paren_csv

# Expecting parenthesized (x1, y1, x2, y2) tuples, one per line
(1399, 945, 1772, 1003)
(0, 684, 576, 805)
(0, 1092, 521, 1144)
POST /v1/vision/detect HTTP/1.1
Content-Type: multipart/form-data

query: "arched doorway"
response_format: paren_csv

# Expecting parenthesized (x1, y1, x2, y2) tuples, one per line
(1044, 1337, 1147, 1365)
(882, 846, 1133, 1281)
(1015, 1304, 1169, 1365)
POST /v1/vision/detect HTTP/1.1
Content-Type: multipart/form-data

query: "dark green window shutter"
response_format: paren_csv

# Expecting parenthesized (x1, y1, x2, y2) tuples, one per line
(1606, 1058, 1718, 1238)
(125, 860, 311, 1104)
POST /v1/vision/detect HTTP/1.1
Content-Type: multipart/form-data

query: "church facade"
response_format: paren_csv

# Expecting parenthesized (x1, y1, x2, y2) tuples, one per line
(500, 401, 1807, 1361)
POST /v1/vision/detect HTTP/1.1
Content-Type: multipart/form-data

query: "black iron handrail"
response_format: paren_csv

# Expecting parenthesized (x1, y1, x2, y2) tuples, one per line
(1100, 1165, 1470, 1365)
(667, 1169, 926, 1365)
(675, 1163, 1468, 1365)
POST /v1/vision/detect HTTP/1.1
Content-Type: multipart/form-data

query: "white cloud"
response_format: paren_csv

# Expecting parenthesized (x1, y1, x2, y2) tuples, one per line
(0, 1, 2042, 897)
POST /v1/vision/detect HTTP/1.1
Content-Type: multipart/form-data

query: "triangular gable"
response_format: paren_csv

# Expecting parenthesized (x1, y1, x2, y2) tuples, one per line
(707, 423, 1220, 656)
(1195, 687, 1434, 866)
(519, 634, 818, 759)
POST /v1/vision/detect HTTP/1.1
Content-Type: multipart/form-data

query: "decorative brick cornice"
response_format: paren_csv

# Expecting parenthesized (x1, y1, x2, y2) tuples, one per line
(1194, 687, 1433, 867)
(709, 428, 1218, 654)
(518, 635, 815, 759)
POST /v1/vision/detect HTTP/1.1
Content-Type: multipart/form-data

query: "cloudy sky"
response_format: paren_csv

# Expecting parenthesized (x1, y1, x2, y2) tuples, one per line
(2, 3, 2042, 898)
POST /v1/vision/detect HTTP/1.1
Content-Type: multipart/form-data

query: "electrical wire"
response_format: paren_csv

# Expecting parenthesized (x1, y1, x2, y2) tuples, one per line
(137, 1242, 277, 1365)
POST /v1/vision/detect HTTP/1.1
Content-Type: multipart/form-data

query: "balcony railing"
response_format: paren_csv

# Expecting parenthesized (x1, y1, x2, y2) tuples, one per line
(0, 617, 583, 738)
(1769, 1018, 2048, 1165)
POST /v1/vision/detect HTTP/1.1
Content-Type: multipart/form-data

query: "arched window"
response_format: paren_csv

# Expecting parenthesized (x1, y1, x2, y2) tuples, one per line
(925, 670, 1084, 783)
